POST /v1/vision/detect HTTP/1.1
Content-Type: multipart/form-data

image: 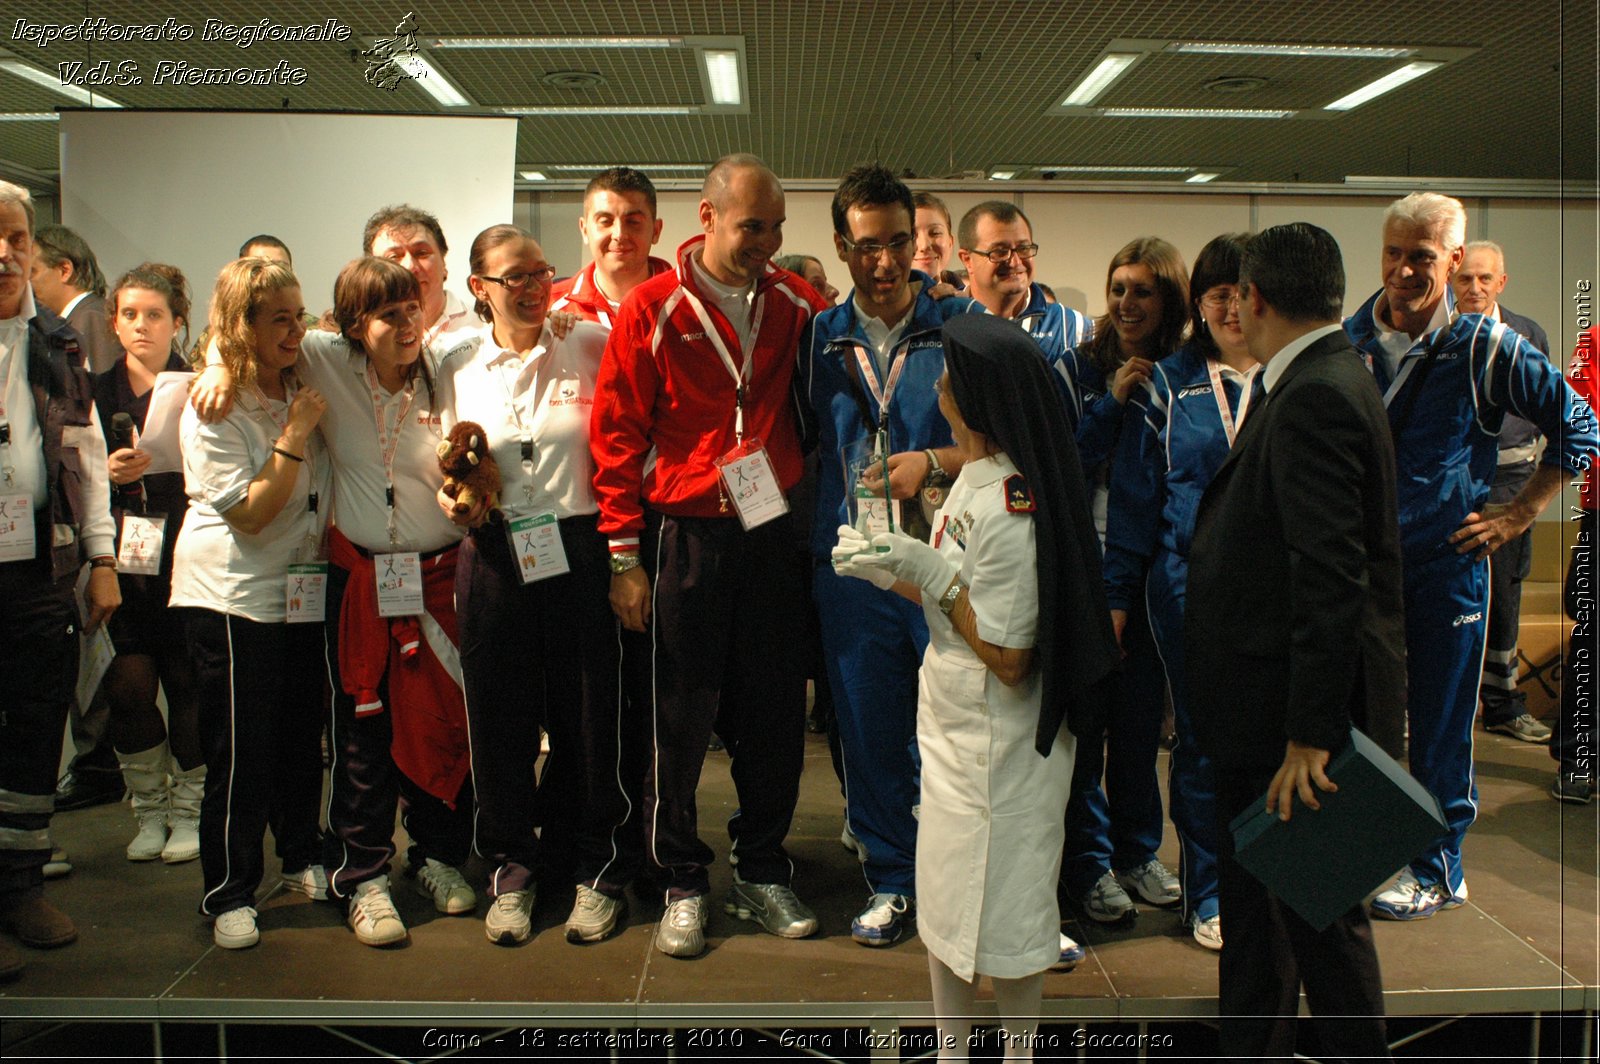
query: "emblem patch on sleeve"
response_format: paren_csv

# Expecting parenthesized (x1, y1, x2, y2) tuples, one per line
(1004, 474, 1036, 513)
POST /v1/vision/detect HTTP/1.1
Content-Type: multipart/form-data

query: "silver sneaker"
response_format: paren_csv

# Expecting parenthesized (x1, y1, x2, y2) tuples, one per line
(1189, 913, 1222, 951)
(485, 889, 534, 945)
(1078, 870, 1135, 923)
(412, 858, 476, 915)
(1116, 859, 1181, 907)
(655, 895, 708, 958)
(566, 884, 625, 943)
(723, 878, 818, 938)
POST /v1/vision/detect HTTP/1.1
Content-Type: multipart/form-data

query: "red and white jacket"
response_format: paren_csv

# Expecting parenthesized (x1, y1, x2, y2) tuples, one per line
(550, 257, 673, 329)
(590, 234, 826, 550)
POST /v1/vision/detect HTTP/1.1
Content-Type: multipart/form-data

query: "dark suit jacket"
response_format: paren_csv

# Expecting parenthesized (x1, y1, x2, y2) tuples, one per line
(65, 293, 122, 376)
(1185, 330, 1407, 773)
(1497, 305, 1550, 452)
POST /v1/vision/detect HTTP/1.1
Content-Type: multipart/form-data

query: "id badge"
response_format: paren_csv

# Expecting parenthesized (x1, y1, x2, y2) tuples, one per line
(505, 511, 570, 584)
(285, 562, 328, 623)
(714, 437, 789, 531)
(854, 490, 901, 544)
(0, 493, 35, 562)
(374, 551, 424, 617)
(116, 513, 166, 576)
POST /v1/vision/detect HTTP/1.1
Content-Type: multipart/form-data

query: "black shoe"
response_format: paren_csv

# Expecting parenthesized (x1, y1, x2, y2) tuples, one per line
(1552, 772, 1594, 805)
(53, 769, 125, 811)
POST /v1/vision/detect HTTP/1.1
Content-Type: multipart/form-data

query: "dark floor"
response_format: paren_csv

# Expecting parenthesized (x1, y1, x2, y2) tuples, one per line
(2, 708, 1594, 1040)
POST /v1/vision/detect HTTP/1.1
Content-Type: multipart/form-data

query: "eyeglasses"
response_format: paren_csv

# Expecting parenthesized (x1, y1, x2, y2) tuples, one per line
(1199, 291, 1240, 310)
(967, 242, 1039, 264)
(841, 234, 915, 258)
(476, 266, 556, 289)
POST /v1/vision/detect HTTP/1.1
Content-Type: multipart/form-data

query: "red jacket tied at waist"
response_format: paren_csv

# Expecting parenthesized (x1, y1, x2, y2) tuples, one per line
(328, 527, 469, 807)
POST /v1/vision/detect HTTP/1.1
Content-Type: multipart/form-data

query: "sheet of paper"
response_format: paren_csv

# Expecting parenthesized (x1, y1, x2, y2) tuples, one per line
(137, 371, 197, 475)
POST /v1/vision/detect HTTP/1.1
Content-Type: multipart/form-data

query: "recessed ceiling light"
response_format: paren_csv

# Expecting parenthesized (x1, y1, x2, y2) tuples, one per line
(1324, 61, 1443, 111)
(1061, 53, 1141, 107)
(702, 50, 741, 106)
(520, 170, 549, 181)
(0, 60, 123, 107)
(1169, 42, 1413, 59)
(989, 170, 1017, 180)
(1186, 172, 1222, 183)
(1103, 107, 1294, 119)
(496, 105, 697, 115)
(425, 36, 682, 49)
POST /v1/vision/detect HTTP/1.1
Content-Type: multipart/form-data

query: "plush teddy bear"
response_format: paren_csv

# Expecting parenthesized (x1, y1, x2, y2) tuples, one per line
(436, 421, 501, 518)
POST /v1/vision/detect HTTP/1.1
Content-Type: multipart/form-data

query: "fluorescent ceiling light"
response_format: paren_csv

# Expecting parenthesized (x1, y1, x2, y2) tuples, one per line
(519, 170, 548, 181)
(0, 112, 58, 122)
(1062, 53, 1140, 106)
(1324, 61, 1443, 111)
(1169, 41, 1412, 59)
(1044, 164, 1191, 173)
(0, 60, 123, 107)
(404, 54, 471, 107)
(549, 163, 707, 172)
(1186, 172, 1222, 183)
(989, 170, 1017, 180)
(426, 36, 681, 49)
(497, 105, 697, 115)
(1103, 107, 1293, 119)
(701, 50, 741, 106)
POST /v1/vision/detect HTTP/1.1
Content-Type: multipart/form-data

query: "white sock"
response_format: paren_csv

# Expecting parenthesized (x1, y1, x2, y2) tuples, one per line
(927, 952, 976, 1060)
(992, 972, 1044, 1060)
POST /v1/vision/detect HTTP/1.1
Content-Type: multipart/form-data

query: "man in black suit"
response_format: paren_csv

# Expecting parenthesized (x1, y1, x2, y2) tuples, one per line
(1451, 240, 1555, 743)
(1186, 223, 1404, 1060)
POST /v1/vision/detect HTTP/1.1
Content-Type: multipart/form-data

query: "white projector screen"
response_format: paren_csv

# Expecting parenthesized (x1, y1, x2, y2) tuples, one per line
(59, 110, 517, 331)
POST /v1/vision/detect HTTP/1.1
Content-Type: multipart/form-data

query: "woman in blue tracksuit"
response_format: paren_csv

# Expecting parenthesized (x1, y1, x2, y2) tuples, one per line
(1103, 234, 1258, 951)
(1056, 237, 1191, 931)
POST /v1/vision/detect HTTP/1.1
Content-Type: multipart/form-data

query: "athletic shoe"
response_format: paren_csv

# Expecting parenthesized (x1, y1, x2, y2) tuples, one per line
(851, 893, 913, 947)
(566, 884, 625, 943)
(1076, 870, 1135, 923)
(1051, 932, 1085, 972)
(723, 878, 818, 938)
(1370, 869, 1467, 921)
(42, 847, 71, 880)
(1116, 859, 1181, 907)
(840, 818, 867, 862)
(1188, 913, 1222, 951)
(281, 864, 329, 901)
(655, 895, 708, 958)
(1552, 771, 1595, 805)
(347, 876, 407, 946)
(212, 906, 259, 950)
(1485, 713, 1552, 743)
(485, 890, 534, 946)
(412, 858, 476, 915)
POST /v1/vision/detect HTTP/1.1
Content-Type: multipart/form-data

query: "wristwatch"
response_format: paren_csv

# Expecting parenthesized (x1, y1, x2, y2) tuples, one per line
(937, 577, 964, 616)
(609, 552, 643, 575)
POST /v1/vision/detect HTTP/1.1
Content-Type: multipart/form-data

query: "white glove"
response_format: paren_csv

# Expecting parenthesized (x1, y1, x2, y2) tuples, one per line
(855, 530, 959, 600)
(832, 524, 896, 589)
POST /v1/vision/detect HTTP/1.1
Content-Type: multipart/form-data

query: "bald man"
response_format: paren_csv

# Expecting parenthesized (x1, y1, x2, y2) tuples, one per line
(591, 154, 829, 958)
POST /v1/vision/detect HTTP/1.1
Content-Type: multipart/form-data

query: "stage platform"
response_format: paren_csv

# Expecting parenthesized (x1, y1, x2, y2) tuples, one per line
(2, 707, 1596, 1060)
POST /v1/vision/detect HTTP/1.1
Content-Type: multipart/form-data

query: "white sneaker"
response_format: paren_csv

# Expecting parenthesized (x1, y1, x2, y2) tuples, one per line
(281, 865, 330, 901)
(851, 893, 913, 947)
(1051, 932, 1085, 971)
(656, 895, 709, 958)
(485, 890, 534, 946)
(1116, 859, 1181, 907)
(1077, 870, 1136, 923)
(565, 884, 625, 943)
(1189, 913, 1222, 951)
(412, 858, 476, 914)
(213, 906, 259, 949)
(1370, 868, 1468, 921)
(348, 876, 407, 947)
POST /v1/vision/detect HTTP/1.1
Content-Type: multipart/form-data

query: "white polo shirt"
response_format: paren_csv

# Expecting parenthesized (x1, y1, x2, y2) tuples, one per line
(427, 290, 483, 350)
(293, 330, 464, 554)
(448, 319, 608, 519)
(169, 386, 331, 622)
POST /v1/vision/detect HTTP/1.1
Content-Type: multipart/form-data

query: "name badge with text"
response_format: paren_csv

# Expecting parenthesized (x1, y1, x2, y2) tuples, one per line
(506, 511, 570, 585)
(714, 437, 788, 531)
(374, 551, 424, 617)
(285, 562, 328, 623)
(117, 513, 166, 576)
(0, 494, 34, 562)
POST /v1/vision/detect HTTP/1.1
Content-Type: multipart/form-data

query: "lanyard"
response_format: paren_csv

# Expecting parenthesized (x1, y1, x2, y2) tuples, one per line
(851, 343, 910, 436)
(679, 285, 762, 443)
(1206, 360, 1259, 446)
(491, 339, 550, 508)
(364, 363, 417, 547)
(0, 342, 15, 485)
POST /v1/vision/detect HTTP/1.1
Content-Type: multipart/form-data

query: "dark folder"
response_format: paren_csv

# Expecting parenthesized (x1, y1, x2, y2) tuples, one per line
(1229, 727, 1446, 931)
